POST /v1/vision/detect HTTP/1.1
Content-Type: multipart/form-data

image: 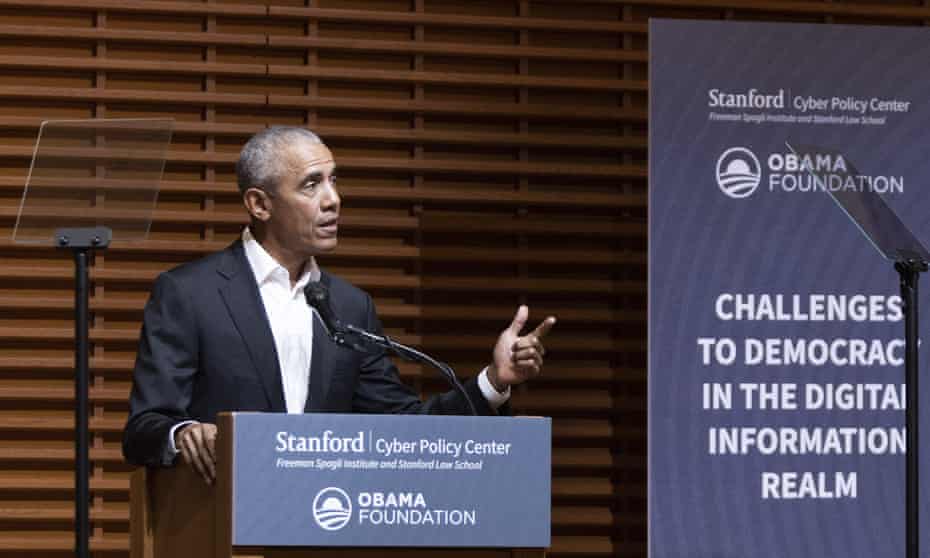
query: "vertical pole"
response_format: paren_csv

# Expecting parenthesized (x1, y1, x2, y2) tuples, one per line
(897, 260, 921, 558)
(74, 248, 90, 558)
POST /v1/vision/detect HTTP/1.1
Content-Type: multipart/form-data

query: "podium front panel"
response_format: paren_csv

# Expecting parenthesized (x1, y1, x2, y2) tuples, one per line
(230, 413, 550, 548)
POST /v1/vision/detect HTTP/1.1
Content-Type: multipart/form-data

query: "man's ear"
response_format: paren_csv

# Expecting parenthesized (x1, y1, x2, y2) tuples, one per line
(243, 187, 272, 222)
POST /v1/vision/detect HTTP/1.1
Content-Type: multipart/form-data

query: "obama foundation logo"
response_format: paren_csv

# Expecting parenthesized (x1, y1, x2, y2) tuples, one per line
(716, 147, 762, 199)
(312, 487, 352, 531)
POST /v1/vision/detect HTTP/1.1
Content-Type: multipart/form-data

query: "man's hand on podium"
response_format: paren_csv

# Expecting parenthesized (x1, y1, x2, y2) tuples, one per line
(175, 422, 217, 484)
(487, 305, 556, 393)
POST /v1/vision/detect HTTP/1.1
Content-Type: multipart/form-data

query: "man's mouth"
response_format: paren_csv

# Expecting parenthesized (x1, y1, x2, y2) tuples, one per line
(317, 217, 339, 236)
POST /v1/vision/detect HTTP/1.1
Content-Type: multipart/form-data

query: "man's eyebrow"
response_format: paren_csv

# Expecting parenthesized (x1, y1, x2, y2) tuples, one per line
(300, 166, 336, 184)
(300, 170, 324, 184)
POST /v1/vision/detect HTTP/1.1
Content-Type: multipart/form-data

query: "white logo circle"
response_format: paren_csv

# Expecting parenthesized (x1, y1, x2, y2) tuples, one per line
(716, 147, 762, 198)
(312, 487, 352, 531)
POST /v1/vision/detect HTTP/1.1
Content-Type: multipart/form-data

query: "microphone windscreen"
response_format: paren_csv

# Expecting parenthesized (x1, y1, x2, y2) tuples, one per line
(304, 281, 327, 305)
(304, 281, 343, 335)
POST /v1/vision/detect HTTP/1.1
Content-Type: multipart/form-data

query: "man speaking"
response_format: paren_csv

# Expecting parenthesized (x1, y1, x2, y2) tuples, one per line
(122, 126, 556, 483)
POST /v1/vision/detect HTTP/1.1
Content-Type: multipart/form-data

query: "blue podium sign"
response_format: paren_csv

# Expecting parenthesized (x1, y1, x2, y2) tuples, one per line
(230, 413, 550, 547)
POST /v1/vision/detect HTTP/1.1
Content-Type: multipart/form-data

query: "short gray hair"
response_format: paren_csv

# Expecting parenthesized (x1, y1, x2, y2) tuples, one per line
(236, 126, 323, 195)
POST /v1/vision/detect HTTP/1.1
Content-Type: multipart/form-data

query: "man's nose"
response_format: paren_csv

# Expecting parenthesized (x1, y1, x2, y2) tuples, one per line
(320, 180, 340, 210)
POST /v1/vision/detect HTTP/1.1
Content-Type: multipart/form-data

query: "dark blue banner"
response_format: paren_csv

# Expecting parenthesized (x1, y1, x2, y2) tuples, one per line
(649, 19, 930, 557)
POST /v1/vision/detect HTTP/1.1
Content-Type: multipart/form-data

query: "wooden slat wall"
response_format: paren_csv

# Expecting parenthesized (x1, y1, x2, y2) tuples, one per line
(0, 0, 922, 556)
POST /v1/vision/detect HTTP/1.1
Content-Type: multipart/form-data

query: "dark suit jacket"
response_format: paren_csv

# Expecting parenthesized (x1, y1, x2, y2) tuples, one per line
(122, 240, 501, 467)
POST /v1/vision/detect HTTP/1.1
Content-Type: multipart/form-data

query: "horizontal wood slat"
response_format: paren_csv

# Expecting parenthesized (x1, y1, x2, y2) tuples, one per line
(0, 532, 128, 551)
(0, 0, 265, 16)
(0, 57, 637, 92)
(266, 95, 646, 122)
(0, 415, 125, 432)
(268, 6, 647, 33)
(0, 24, 267, 46)
(268, 36, 646, 63)
(0, 86, 265, 107)
(0, 151, 644, 179)
(0, 475, 128, 492)
(0, 55, 266, 77)
(266, 65, 645, 93)
(0, 384, 128, 403)
(0, 177, 647, 210)
(0, 117, 643, 150)
(0, 503, 128, 522)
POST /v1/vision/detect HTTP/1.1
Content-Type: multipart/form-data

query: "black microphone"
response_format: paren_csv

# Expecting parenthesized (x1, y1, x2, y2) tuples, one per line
(303, 281, 345, 340)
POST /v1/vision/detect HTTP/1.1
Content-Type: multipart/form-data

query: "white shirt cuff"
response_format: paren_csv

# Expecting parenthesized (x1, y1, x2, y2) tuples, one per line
(168, 420, 198, 455)
(478, 367, 510, 411)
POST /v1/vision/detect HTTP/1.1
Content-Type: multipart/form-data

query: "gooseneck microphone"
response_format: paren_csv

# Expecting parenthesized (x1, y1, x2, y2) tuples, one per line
(304, 281, 370, 354)
(303, 281, 345, 337)
(303, 281, 478, 416)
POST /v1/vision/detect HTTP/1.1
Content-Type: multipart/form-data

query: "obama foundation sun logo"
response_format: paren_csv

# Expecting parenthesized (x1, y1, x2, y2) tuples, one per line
(716, 147, 762, 199)
(312, 487, 352, 531)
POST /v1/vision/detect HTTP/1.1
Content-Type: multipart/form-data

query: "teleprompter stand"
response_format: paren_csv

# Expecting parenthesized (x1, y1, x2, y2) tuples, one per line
(789, 142, 930, 558)
(59, 226, 111, 558)
(896, 257, 928, 558)
(12, 119, 173, 558)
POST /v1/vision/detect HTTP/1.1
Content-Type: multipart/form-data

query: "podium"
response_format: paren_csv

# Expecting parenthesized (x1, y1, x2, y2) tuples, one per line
(130, 412, 550, 558)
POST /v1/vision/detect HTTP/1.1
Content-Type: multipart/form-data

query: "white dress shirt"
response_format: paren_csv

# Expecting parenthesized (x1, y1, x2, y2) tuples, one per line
(242, 227, 319, 414)
(169, 227, 509, 454)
